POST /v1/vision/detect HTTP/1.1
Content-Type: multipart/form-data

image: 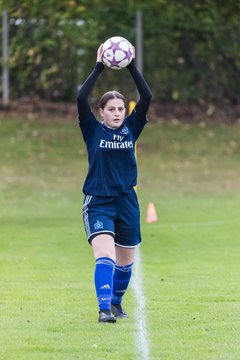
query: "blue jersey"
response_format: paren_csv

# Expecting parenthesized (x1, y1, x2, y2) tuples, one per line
(77, 61, 152, 197)
(80, 109, 147, 196)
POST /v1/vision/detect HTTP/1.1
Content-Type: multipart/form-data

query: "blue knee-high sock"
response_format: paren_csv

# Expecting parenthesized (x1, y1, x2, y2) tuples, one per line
(94, 257, 115, 311)
(111, 263, 133, 305)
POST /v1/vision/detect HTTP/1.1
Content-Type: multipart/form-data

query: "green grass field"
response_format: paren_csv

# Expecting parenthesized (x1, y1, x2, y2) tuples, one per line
(0, 115, 240, 360)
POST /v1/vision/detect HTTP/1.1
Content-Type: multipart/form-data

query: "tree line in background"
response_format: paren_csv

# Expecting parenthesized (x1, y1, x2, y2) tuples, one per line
(1, 0, 240, 105)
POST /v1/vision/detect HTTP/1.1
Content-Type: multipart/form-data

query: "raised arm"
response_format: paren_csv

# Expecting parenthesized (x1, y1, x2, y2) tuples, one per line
(77, 45, 105, 122)
(127, 60, 152, 118)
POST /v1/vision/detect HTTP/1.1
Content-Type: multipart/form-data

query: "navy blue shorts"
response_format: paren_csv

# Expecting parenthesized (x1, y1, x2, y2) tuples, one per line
(82, 188, 141, 248)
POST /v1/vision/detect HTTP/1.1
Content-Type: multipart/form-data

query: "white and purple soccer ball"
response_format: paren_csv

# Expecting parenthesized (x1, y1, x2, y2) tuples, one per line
(102, 36, 134, 70)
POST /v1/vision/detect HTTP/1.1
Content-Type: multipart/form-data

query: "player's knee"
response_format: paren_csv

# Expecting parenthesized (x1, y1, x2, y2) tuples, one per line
(91, 234, 115, 260)
(95, 249, 115, 260)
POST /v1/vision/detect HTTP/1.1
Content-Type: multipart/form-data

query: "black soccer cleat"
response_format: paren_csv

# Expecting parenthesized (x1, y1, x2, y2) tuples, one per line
(98, 310, 117, 323)
(111, 303, 128, 318)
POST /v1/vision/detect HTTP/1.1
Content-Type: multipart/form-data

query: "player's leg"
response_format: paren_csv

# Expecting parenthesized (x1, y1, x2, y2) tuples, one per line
(82, 195, 117, 322)
(91, 234, 117, 322)
(111, 189, 141, 318)
(115, 245, 135, 265)
(92, 233, 116, 260)
(111, 246, 136, 318)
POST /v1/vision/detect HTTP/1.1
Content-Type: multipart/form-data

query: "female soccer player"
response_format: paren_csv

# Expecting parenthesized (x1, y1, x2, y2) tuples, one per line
(77, 44, 152, 323)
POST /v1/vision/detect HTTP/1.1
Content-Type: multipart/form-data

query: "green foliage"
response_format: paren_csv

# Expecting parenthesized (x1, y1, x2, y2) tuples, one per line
(1, 0, 87, 101)
(1, 1, 240, 103)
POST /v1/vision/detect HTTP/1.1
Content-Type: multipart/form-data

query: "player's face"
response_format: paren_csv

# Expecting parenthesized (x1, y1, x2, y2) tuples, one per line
(100, 98, 126, 129)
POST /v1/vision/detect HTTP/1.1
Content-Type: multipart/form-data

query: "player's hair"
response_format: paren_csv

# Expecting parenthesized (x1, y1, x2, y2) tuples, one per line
(99, 91, 127, 109)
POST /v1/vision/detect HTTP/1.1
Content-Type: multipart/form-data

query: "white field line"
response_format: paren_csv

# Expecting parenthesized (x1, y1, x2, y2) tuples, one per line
(132, 248, 150, 360)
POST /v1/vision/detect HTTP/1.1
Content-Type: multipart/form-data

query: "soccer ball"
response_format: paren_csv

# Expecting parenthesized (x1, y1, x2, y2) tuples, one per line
(102, 36, 134, 70)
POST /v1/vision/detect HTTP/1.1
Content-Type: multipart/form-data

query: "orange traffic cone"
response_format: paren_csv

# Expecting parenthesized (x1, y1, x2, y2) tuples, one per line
(146, 202, 158, 223)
